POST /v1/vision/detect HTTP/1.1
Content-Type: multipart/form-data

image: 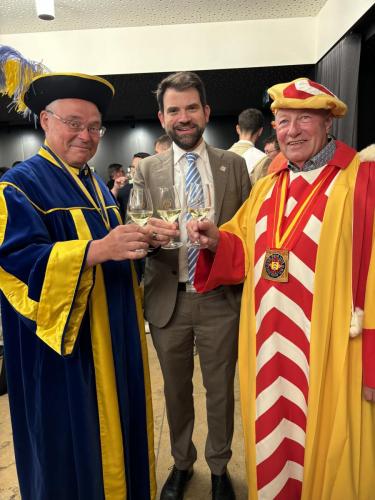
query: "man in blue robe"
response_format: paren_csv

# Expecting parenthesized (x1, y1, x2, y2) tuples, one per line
(0, 72, 156, 499)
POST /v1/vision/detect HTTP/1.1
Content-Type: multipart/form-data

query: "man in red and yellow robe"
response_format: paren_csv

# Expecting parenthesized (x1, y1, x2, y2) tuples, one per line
(188, 78, 375, 500)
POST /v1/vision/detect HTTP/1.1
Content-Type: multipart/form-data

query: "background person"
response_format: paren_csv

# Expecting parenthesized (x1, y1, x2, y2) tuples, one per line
(107, 162, 132, 221)
(130, 151, 150, 180)
(263, 132, 280, 159)
(250, 133, 280, 185)
(228, 108, 266, 176)
(107, 162, 127, 189)
(154, 133, 172, 154)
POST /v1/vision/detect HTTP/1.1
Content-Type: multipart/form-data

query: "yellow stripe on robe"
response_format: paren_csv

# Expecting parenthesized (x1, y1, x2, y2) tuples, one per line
(0, 266, 38, 321)
(303, 157, 375, 500)
(36, 239, 93, 355)
(71, 208, 127, 499)
(110, 204, 156, 498)
(0, 184, 38, 322)
(0, 184, 7, 246)
(109, 206, 156, 498)
(363, 217, 375, 331)
(130, 263, 157, 499)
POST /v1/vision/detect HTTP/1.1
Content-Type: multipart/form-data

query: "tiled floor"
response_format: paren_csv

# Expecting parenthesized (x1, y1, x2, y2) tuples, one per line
(0, 335, 248, 499)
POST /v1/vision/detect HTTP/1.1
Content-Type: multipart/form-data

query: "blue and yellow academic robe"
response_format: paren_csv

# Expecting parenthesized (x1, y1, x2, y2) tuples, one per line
(0, 146, 156, 500)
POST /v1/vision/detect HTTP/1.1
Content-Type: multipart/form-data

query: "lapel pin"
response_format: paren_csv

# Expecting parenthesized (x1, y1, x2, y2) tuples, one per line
(220, 166, 226, 172)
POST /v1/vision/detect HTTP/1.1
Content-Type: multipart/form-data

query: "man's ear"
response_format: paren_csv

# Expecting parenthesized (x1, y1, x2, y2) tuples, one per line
(236, 124, 241, 136)
(325, 113, 333, 133)
(204, 104, 211, 123)
(39, 110, 49, 133)
(158, 111, 165, 129)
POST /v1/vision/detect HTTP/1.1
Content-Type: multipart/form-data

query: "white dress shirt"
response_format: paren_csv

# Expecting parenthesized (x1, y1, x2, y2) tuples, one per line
(242, 143, 267, 175)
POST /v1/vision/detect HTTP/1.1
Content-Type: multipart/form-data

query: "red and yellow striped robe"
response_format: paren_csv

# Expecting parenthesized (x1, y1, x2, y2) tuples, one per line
(196, 141, 375, 500)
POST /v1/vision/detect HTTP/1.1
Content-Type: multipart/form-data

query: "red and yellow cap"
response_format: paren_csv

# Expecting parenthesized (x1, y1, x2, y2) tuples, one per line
(268, 77, 347, 117)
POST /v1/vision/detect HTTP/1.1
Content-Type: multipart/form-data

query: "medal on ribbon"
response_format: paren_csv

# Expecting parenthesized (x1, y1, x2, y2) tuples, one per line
(262, 248, 289, 282)
(262, 165, 338, 283)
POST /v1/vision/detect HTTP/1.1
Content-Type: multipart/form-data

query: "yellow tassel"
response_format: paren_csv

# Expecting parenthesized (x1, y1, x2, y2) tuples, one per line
(2, 60, 42, 113)
(0, 45, 48, 116)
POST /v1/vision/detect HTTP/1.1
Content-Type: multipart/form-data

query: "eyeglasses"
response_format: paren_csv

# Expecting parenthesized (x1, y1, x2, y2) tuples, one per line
(265, 149, 279, 155)
(45, 109, 106, 137)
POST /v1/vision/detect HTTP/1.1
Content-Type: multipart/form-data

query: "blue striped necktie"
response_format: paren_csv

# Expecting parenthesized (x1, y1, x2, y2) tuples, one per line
(185, 152, 202, 284)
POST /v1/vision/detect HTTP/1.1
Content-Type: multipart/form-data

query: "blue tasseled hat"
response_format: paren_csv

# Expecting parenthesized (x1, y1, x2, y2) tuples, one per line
(23, 73, 115, 117)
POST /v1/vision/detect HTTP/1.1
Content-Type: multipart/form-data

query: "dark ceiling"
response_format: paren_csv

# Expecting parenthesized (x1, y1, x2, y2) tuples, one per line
(0, 64, 314, 127)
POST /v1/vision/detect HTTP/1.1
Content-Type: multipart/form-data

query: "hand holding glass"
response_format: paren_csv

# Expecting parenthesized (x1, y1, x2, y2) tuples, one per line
(186, 183, 212, 248)
(157, 186, 183, 249)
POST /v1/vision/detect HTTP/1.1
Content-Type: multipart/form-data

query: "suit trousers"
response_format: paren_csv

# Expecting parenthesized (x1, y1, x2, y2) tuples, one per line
(150, 286, 239, 475)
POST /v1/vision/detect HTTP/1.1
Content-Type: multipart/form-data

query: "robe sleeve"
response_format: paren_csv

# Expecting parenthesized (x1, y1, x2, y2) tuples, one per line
(0, 183, 94, 356)
(195, 196, 253, 292)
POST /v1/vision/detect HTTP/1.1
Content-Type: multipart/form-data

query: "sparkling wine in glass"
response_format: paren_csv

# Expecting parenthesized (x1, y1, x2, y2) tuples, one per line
(157, 186, 183, 249)
(127, 188, 153, 253)
(127, 188, 153, 226)
(186, 183, 213, 248)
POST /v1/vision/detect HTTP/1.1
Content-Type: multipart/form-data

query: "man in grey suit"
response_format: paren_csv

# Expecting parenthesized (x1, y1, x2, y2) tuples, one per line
(134, 72, 250, 500)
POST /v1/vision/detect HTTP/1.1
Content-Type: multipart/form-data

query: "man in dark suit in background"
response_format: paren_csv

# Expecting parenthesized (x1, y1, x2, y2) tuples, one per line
(134, 71, 250, 500)
(154, 133, 172, 154)
(106, 163, 131, 220)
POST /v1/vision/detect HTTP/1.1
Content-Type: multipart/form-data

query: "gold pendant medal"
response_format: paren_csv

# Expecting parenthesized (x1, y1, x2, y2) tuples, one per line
(262, 248, 289, 283)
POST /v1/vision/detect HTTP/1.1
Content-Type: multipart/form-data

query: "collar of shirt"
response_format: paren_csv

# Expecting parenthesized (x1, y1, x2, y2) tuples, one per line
(172, 140, 207, 166)
(78, 164, 91, 179)
(237, 139, 254, 146)
(288, 138, 336, 173)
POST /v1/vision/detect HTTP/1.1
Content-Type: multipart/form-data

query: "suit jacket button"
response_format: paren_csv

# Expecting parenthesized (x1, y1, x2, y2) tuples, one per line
(172, 270, 177, 275)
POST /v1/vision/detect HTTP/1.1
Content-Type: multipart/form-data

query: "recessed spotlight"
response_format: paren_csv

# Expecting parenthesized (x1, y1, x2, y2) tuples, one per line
(35, 0, 55, 21)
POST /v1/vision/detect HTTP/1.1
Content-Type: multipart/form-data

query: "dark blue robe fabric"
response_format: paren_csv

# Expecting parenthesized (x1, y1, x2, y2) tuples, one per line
(0, 149, 154, 500)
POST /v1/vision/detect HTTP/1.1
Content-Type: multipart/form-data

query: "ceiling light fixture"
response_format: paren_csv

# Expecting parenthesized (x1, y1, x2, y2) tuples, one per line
(35, 0, 55, 21)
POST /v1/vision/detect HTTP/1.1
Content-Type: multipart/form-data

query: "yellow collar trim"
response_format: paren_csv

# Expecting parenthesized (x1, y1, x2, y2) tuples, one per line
(38, 144, 110, 230)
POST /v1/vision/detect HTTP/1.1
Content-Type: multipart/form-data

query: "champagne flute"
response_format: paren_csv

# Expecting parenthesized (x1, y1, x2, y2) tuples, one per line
(157, 186, 183, 250)
(127, 188, 153, 252)
(186, 183, 213, 248)
(127, 188, 153, 225)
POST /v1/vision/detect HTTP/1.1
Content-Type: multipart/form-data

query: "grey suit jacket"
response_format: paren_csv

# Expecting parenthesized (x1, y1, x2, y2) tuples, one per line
(134, 144, 251, 328)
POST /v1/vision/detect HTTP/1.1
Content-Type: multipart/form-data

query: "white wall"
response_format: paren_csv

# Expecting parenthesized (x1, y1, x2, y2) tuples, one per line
(0, 18, 316, 74)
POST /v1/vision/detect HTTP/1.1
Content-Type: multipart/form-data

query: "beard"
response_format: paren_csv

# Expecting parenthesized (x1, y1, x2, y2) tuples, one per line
(166, 123, 205, 151)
